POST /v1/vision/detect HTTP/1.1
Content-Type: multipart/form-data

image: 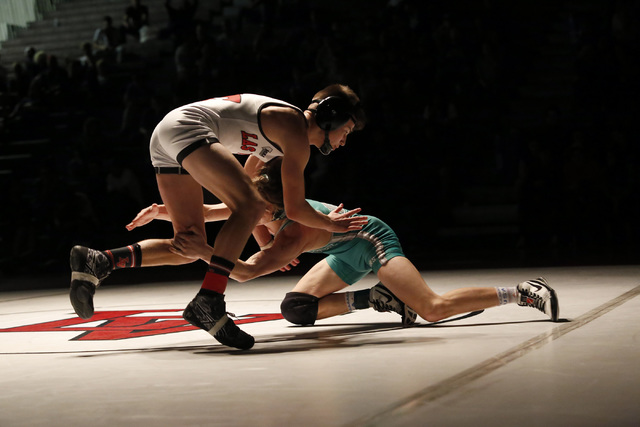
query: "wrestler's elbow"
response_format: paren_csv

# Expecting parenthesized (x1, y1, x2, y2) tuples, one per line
(230, 270, 252, 283)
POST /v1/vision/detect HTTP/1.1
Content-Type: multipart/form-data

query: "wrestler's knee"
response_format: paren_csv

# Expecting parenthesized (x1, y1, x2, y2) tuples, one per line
(232, 189, 267, 224)
(415, 298, 448, 323)
(280, 292, 319, 326)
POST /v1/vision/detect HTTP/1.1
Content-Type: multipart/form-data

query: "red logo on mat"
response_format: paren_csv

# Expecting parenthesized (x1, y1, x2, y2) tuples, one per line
(0, 310, 283, 341)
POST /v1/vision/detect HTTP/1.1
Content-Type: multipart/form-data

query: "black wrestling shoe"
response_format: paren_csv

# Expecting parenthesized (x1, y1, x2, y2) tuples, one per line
(517, 277, 559, 322)
(183, 289, 255, 350)
(69, 245, 112, 319)
(369, 283, 417, 326)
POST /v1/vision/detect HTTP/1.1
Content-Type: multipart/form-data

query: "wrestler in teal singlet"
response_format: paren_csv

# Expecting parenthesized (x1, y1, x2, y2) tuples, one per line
(277, 200, 405, 285)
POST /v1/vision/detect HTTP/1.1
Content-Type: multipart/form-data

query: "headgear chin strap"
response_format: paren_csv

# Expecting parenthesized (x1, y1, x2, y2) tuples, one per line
(318, 130, 333, 155)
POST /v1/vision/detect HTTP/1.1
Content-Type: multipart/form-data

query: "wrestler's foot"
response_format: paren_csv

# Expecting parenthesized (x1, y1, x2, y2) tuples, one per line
(183, 289, 255, 350)
(69, 246, 112, 319)
(517, 277, 559, 321)
(369, 283, 417, 326)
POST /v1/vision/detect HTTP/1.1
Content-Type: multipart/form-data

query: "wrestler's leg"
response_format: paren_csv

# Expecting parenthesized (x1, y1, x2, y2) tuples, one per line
(158, 144, 264, 350)
(289, 259, 350, 320)
(179, 143, 266, 264)
(376, 256, 499, 323)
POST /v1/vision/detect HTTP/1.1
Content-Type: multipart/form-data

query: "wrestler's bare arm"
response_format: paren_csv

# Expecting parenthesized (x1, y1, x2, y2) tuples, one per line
(231, 224, 315, 282)
(126, 203, 231, 230)
(261, 107, 367, 232)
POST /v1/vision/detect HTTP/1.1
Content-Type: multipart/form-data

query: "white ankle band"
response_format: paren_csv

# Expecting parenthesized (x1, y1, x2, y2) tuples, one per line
(207, 314, 229, 336)
(71, 272, 100, 286)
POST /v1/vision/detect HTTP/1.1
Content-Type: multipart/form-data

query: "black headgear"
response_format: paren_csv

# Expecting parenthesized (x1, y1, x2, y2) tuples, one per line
(309, 96, 357, 155)
(312, 96, 356, 131)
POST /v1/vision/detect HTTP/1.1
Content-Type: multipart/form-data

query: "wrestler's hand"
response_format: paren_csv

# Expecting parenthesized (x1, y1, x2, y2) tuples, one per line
(126, 203, 163, 230)
(326, 204, 368, 232)
(279, 257, 300, 272)
(170, 229, 212, 261)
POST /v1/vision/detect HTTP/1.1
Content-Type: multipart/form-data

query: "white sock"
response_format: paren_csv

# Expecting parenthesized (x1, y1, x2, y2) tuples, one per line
(496, 287, 519, 305)
(345, 292, 356, 312)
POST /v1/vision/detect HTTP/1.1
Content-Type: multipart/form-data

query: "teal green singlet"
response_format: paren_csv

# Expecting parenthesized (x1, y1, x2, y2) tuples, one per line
(277, 200, 405, 285)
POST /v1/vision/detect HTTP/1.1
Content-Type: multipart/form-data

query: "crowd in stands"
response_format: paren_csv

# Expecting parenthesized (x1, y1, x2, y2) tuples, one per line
(0, 0, 638, 279)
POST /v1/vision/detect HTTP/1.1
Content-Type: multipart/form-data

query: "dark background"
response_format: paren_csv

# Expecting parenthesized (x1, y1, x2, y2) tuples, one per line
(1, 0, 639, 290)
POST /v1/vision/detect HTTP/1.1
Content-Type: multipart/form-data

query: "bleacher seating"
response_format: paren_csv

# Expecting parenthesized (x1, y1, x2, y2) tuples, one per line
(0, 0, 171, 67)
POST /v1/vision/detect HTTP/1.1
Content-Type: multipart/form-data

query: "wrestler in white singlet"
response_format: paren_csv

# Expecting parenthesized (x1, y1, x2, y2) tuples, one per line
(150, 94, 303, 170)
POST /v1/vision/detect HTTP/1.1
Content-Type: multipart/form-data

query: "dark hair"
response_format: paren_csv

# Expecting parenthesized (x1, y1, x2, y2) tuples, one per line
(254, 157, 284, 210)
(310, 84, 366, 131)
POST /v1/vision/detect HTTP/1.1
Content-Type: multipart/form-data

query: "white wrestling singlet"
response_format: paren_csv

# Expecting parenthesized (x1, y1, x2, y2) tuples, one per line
(150, 94, 302, 168)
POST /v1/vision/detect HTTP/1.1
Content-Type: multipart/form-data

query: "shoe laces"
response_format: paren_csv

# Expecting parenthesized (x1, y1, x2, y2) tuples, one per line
(521, 289, 547, 312)
(371, 299, 400, 314)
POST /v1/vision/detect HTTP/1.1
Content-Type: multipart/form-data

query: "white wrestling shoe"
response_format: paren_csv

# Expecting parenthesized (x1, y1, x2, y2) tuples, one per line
(369, 283, 417, 326)
(517, 277, 559, 321)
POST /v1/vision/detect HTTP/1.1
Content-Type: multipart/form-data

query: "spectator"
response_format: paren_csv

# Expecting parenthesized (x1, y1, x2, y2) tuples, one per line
(79, 41, 99, 73)
(161, 0, 199, 44)
(122, 0, 149, 41)
(21, 46, 38, 80)
(8, 63, 29, 99)
(173, 32, 200, 104)
(93, 16, 123, 62)
(0, 54, 8, 92)
(120, 73, 151, 144)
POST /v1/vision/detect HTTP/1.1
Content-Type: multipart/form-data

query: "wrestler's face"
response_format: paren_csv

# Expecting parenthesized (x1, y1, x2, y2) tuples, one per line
(327, 119, 356, 152)
(259, 204, 285, 225)
(259, 207, 273, 225)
